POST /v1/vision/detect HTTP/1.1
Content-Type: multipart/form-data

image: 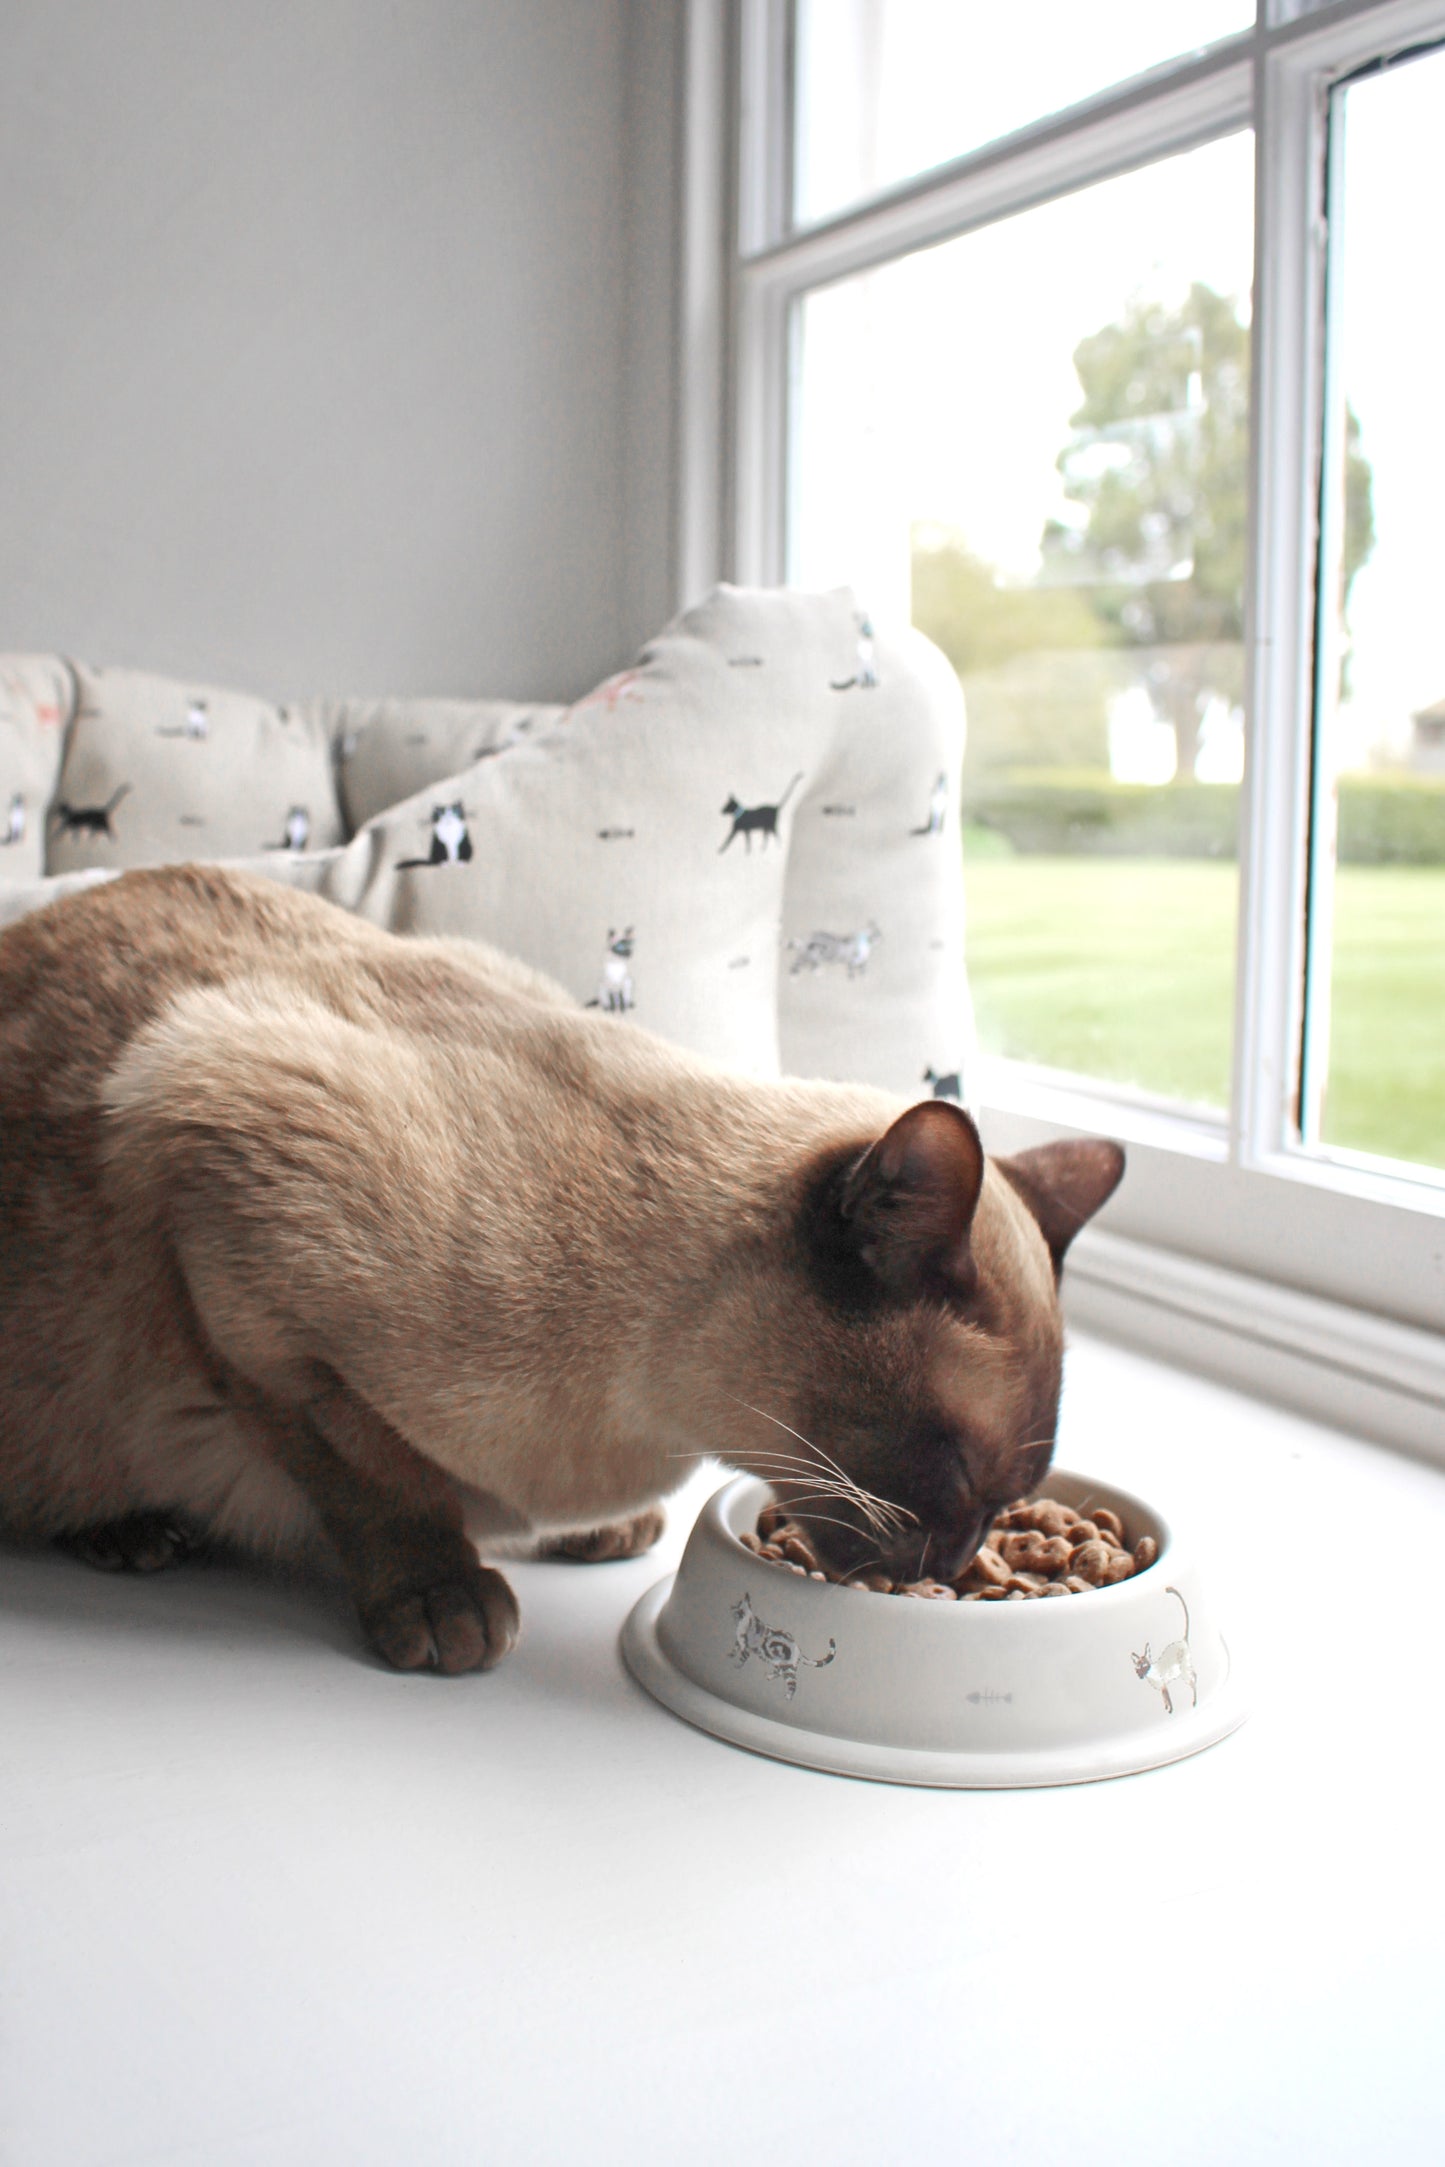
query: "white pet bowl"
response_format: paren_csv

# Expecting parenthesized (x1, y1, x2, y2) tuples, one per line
(622, 1470, 1245, 1787)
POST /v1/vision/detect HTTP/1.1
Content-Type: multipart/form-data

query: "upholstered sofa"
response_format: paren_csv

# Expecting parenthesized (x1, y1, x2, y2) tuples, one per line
(0, 585, 972, 1097)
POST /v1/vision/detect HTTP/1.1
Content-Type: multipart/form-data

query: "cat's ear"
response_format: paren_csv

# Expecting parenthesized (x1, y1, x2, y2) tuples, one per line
(839, 1101, 985, 1301)
(993, 1137, 1124, 1275)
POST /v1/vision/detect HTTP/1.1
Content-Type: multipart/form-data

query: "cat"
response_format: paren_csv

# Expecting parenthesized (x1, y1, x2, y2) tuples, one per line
(0, 866, 1124, 1675)
(728, 1593, 836, 1702)
(719, 774, 803, 853)
(786, 922, 882, 978)
(586, 927, 635, 1013)
(924, 1066, 962, 1102)
(48, 784, 131, 838)
(1131, 1588, 1198, 1715)
(397, 803, 472, 868)
(912, 772, 948, 837)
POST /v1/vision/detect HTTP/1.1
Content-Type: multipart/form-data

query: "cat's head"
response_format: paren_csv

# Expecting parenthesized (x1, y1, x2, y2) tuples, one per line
(740, 1102, 1124, 1586)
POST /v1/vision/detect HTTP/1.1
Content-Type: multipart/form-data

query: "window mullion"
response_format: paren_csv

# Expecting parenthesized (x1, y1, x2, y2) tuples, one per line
(1231, 39, 1330, 1170)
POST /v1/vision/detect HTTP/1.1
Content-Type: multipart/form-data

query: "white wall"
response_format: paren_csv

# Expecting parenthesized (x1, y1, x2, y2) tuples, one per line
(0, 0, 681, 703)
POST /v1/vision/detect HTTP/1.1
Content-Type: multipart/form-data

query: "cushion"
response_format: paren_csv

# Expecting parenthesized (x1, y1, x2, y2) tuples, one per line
(45, 665, 346, 876)
(0, 656, 76, 880)
(312, 588, 878, 1077)
(777, 615, 974, 1100)
(304, 695, 567, 834)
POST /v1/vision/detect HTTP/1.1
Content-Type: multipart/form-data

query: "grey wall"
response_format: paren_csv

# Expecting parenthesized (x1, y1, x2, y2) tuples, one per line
(0, 0, 681, 703)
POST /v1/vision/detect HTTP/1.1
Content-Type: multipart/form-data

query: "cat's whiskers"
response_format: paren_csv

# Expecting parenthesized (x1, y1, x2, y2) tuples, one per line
(720, 1395, 919, 1538)
(730, 1449, 912, 1543)
(746, 1414, 910, 1534)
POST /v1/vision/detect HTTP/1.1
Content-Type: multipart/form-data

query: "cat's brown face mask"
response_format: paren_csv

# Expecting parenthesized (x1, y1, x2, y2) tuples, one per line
(757, 1104, 1125, 1586)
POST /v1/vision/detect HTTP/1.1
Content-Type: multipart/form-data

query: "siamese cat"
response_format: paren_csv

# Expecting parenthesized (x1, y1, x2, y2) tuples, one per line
(0, 867, 1123, 1675)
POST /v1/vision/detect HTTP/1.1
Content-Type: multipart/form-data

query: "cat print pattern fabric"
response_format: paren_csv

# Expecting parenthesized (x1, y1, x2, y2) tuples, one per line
(0, 656, 75, 880)
(0, 586, 973, 1094)
(44, 666, 345, 877)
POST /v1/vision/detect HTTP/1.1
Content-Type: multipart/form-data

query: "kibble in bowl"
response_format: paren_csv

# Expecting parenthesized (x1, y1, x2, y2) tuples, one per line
(621, 1467, 1245, 1789)
(739, 1494, 1159, 1599)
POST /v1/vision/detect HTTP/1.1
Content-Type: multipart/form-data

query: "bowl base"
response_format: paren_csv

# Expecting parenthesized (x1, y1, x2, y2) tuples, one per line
(621, 1575, 1248, 1789)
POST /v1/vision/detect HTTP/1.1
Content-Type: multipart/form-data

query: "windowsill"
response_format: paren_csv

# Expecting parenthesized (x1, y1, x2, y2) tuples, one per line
(4, 1329, 1443, 2159)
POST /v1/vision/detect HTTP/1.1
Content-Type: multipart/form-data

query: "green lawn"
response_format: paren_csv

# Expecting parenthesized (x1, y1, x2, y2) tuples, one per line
(963, 849, 1445, 1168)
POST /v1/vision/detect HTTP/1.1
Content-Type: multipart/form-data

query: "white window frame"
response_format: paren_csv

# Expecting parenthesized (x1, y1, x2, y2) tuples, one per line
(678, 0, 1445, 1458)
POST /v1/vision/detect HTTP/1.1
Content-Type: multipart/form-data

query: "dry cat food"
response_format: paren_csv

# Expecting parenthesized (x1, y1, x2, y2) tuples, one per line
(739, 1497, 1159, 1600)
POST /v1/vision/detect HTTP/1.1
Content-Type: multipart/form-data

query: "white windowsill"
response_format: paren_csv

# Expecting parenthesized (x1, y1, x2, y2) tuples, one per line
(3, 1329, 1443, 2161)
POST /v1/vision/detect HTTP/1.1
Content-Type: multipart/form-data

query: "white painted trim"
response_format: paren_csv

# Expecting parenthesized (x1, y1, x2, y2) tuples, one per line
(1064, 1227, 1445, 1464)
(1231, 39, 1327, 1169)
(676, 0, 733, 609)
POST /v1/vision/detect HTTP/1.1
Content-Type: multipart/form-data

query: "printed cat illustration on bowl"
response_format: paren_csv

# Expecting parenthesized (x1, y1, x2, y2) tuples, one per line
(1131, 1588, 1198, 1714)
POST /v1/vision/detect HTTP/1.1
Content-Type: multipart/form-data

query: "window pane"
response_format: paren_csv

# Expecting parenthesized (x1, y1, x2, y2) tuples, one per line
(791, 132, 1254, 1111)
(793, 0, 1254, 227)
(1306, 50, 1445, 1174)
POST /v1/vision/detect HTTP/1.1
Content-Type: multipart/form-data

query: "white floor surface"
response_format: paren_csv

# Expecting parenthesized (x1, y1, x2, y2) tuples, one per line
(3, 1331, 1443, 2166)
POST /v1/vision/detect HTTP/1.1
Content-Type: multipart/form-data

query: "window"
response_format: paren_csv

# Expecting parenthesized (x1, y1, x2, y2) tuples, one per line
(689, 0, 1445, 1417)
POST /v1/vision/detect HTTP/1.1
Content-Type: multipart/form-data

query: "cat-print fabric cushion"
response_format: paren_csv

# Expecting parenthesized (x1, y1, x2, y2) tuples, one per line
(303, 695, 568, 834)
(777, 618, 974, 1101)
(312, 588, 877, 1077)
(44, 666, 346, 878)
(0, 656, 76, 881)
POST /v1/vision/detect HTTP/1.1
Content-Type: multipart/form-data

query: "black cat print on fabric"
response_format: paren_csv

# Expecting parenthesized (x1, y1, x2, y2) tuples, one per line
(719, 774, 803, 854)
(924, 1066, 963, 1102)
(396, 804, 473, 869)
(49, 785, 131, 838)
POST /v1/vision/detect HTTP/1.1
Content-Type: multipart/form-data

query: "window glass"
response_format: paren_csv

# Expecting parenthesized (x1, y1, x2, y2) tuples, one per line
(791, 131, 1254, 1111)
(793, 0, 1255, 227)
(1305, 50, 1445, 1173)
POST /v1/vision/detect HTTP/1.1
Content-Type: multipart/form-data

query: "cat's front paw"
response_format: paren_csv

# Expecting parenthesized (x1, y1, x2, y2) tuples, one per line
(539, 1506, 666, 1563)
(360, 1561, 520, 1676)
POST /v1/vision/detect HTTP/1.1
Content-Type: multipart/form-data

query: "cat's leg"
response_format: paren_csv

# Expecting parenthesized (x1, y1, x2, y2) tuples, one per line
(222, 1364, 520, 1675)
(54, 1511, 203, 1574)
(535, 1506, 666, 1563)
